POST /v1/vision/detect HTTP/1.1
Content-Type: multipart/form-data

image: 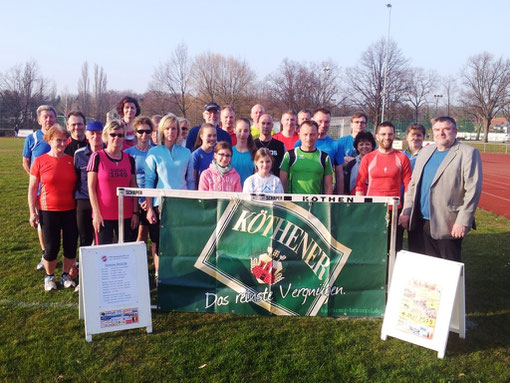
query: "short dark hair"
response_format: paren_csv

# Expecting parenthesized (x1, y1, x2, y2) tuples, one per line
(133, 116, 154, 131)
(300, 120, 319, 131)
(281, 109, 296, 118)
(433, 116, 457, 129)
(313, 108, 331, 117)
(221, 105, 235, 113)
(298, 109, 312, 116)
(117, 96, 141, 117)
(353, 131, 376, 155)
(67, 110, 86, 123)
(375, 121, 395, 134)
(350, 112, 368, 122)
(214, 141, 233, 154)
(406, 123, 426, 136)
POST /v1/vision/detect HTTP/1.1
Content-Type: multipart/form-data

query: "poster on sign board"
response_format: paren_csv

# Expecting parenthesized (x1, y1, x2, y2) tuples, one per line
(79, 242, 152, 342)
(381, 250, 465, 359)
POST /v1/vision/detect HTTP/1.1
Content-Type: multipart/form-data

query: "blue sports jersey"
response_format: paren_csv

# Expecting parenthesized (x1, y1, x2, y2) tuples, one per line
(22, 130, 50, 167)
(337, 135, 356, 159)
(294, 136, 344, 166)
(231, 147, 255, 185)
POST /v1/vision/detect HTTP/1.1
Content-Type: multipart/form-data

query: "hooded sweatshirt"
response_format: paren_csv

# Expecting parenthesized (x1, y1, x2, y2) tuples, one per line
(198, 162, 242, 192)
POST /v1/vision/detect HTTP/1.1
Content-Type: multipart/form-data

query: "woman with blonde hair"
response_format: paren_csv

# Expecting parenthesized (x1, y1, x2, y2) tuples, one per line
(28, 124, 78, 291)
(144, 113, 194, 277)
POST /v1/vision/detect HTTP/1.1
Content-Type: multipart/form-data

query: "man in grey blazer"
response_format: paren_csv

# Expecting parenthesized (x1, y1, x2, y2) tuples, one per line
(399, 116, 483, 261)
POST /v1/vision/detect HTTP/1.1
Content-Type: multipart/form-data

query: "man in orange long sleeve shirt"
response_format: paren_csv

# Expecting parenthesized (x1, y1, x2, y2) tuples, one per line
(355, 121, 412, 250)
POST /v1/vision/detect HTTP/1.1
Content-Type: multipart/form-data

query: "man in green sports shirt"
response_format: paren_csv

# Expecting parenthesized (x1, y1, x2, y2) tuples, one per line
(279, 120, 333, 194)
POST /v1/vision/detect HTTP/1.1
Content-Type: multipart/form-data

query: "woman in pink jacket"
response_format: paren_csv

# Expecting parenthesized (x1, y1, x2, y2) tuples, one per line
(198, 142, 242, 192)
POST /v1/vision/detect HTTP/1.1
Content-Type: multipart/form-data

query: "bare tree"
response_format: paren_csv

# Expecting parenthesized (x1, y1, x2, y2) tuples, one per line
(77, 62, 91, 116)
(0, 60, 51, 130)
(191, 52, 220, 105)
(346, 38, 409, 126)
(266, 59, 307, 112)
(58, 86, 74, 116)
(150, 43, 192, 117)
(93, 64, 108, 122)
(404, 68, 437, 121)
(460, 52, 510, 143)
(266, 59, 342, 113)
(214, 56, 256, 110)
(191, 52, 256, 111)
(442, 75, 458, 116)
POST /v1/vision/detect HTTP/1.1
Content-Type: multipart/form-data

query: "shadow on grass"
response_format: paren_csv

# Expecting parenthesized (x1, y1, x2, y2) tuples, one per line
(447, 312, 510, 355)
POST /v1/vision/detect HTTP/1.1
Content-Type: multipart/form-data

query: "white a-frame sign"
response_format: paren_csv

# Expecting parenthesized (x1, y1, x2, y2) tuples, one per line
(79, 242, 152, 342)
(381, 250, 465, 359)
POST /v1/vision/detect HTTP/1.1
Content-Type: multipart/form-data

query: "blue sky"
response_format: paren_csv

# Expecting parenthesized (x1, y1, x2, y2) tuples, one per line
(2, 0, 508, 93)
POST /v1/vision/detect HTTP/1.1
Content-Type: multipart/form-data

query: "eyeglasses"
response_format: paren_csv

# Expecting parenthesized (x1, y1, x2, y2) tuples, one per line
(181, 127, 189, 131)
(216, 152, 232, 158)
(136, 130, 152, 135)
(109, 133, 125, 138)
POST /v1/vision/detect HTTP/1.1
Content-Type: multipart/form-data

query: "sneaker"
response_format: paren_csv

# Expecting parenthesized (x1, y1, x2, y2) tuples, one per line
(74, 284, 80, 293)
(36, 255, 45, 270)
(60, 273, 76, 289)
(44, 275, 57, 291)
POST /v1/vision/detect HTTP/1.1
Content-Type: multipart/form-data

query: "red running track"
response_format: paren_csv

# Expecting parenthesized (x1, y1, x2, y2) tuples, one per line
(479, 153, 510, 219)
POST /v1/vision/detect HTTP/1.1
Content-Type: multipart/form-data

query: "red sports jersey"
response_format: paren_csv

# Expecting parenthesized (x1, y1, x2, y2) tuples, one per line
(30, 154, 77, 211)
(355, 150, 411, 208)
(273, 132, 299, 151)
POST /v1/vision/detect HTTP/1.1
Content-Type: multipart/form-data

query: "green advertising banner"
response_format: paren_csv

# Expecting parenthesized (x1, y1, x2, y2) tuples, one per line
(157, 196, 389, 317)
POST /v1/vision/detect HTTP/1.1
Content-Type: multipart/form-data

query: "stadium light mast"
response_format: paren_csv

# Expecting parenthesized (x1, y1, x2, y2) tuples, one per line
(381, 3, 392, 123)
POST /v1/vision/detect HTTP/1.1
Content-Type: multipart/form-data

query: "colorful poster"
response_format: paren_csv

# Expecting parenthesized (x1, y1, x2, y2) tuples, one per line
(396, 279, 442, 339)
(100, 308, 139, 328)
(157, 196, 389, 317)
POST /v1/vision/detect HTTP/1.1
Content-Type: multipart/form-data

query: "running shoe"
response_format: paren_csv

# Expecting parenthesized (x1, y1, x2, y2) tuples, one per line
(36, 255, 45, 270)
(60, 273, 76, 289)
(44, 275, 57, 291)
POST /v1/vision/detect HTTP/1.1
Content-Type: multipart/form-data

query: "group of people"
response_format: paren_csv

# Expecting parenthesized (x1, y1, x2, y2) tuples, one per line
(23, 98, 483, 291)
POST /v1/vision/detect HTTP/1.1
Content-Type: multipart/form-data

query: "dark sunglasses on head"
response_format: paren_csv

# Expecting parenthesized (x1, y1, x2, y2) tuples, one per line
(109, 133, 125, 138)
(136, 129, 152, 135)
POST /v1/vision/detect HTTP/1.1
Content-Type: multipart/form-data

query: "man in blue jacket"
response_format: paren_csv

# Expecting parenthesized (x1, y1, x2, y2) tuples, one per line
(185, 102, 231, 151)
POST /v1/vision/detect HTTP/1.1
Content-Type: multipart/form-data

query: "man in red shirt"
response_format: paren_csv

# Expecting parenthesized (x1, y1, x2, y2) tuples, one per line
(220, 106, 236, 145)
(273, 110, 299, 150)
(355, 121, 412, 250)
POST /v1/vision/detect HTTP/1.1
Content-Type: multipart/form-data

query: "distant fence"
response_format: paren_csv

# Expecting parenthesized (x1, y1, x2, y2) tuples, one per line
(465, 142, 510, 154)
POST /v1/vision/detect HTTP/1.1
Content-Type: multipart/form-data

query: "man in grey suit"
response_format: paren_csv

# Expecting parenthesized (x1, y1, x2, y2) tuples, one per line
(399, 116, 483, 261)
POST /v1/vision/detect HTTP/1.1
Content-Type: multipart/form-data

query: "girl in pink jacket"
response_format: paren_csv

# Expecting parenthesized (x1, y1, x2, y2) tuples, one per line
(198, 142, 242, 192)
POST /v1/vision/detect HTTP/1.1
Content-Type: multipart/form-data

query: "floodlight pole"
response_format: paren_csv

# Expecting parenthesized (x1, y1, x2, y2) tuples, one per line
(434, 94, 443, 116)
(381, 3, 392, 123)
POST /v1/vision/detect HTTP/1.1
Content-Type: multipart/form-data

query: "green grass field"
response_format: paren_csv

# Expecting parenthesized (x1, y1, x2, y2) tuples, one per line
(1, 137, 509, 382)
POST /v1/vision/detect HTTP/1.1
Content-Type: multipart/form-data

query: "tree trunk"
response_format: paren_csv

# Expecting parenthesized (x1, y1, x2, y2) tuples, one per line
(483, 118, 490, 143)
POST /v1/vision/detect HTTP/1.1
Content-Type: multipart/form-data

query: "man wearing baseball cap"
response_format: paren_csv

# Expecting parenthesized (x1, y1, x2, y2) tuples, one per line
(185, 102, 232, 151)
(74, 121, 104, 247)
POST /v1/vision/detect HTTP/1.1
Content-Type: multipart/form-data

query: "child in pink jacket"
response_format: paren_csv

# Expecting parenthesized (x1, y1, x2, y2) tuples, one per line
(198, 142, 242, 192)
